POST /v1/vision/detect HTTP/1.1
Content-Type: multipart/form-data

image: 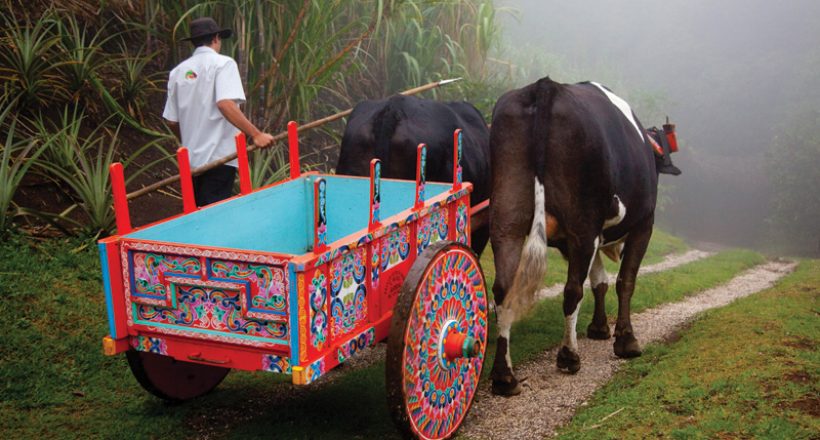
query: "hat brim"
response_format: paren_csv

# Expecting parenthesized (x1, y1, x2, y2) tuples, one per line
(180, 28, 233, 42)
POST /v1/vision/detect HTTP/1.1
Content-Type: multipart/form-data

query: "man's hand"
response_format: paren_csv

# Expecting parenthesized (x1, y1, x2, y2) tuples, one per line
(252, 132, 274, 148)
(216, 99, 273, 148)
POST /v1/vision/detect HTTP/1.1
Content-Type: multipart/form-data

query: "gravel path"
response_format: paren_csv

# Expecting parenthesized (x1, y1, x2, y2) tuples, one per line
(459, 259, 796, 440)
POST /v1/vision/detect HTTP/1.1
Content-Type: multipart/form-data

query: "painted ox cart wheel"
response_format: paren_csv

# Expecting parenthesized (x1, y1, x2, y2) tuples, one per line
(126, 350, 230, 401)
(386, 241, 488, 440)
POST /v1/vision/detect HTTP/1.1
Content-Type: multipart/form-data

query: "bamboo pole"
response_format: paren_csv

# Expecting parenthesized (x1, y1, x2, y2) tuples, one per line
(125, 78, 463, 201)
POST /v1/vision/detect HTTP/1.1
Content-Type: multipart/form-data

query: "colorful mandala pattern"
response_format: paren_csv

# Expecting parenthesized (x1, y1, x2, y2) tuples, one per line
(371, 161, 381, 225)
(308, 358, 325, 383)
(210, 260, 288, 313)
(315, 178, 328, 248)
(132, 252, 200, 300)
(456, 201, 469, 245)
(337, 327, 376, 363)
(330, 247, 367, 337)
(380, 226, 411, 272)
(309, 271, 328, 349)
(136, 284, 288, 340)
(131, 335, 167, 354)
(262, 354, 291, 374)
(416, 208, 449, 255)
(402, 248, 487, 439)
(371, 240, 380, 288)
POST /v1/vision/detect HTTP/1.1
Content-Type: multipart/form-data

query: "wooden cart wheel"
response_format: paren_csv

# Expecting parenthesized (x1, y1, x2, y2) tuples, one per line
(126, 350, 230, 401)
(386, 241, 488, 440)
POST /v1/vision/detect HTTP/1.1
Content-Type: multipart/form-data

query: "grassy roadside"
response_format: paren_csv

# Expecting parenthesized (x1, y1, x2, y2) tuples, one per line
(0, 232, 744, 439)
(556, 260, 820, 439)
(480, 228, 689, 289)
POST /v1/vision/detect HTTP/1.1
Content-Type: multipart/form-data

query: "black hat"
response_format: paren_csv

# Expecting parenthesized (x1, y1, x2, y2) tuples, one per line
(181, 17, 232, 41)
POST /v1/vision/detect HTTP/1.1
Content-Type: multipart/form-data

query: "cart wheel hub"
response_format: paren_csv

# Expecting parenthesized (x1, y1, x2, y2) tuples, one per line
(440, 320, 479, 363)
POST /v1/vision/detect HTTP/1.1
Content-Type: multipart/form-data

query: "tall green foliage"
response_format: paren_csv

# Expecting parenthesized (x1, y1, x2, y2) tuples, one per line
(1, 0, 506, 236)
(0, 101, 47, 234)
(0, 11, 67, 108)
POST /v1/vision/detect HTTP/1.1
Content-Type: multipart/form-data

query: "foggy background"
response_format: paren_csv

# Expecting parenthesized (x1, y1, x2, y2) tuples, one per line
(493, 0, 820, 254)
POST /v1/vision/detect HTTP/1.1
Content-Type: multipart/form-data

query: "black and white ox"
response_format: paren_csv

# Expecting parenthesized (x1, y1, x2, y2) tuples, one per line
(488, 77, 681, 395)
(336, 95, 491, 255)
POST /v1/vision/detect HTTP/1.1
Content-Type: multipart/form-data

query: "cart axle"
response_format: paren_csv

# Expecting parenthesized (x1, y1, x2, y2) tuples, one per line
(443, 331, 480, 361)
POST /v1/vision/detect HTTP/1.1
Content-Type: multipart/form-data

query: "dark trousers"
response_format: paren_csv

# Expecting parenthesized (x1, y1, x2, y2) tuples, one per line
(193, 165, 236, 207)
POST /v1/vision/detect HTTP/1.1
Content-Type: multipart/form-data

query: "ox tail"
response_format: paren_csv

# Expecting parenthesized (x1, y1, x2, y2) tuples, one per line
(498, 79, 559, 324)
(499, 179, 550, 324)
(373, 96, 404, 166)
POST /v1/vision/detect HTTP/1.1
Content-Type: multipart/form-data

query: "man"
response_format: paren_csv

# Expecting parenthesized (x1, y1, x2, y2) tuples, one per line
(163, 17, 274, 206)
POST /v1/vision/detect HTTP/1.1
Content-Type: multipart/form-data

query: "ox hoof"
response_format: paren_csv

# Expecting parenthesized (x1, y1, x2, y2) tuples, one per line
(614, 334, 642, 358)
(586, 322, 612, 340)
(491, 376, 523, 396)
(556, 346, 581, 374)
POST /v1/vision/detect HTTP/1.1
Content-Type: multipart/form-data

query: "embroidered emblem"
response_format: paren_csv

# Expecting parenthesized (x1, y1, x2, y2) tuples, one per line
(185, 70, 197, 80)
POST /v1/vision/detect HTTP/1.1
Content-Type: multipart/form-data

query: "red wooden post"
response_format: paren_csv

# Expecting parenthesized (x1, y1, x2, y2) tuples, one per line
(109, 162, 131, 234)
(177, 147, 197, 213)
(288, 121, 301, 179)
(452, 129, 463, 191)
(369, 158, 382, 231)
(415, 143, 427, 210)
(313, 177, 328, 254)
(235, 132, 252, 195)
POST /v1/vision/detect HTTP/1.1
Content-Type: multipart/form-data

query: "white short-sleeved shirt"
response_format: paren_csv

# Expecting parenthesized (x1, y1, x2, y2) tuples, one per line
(163, 46, 245, 168)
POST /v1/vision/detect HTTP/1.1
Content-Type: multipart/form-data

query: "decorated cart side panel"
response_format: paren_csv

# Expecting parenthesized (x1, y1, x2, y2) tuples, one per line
(100, 125, 474, 384)
(290, 174, 473, 384)
(99, 124, 487, 439)
(100, 178, 472, 385)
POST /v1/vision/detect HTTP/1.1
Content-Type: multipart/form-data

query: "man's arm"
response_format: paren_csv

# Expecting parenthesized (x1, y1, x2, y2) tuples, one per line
(216, 100, 274, 147)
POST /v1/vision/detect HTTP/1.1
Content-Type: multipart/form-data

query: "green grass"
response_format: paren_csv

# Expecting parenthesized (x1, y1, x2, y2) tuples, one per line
(556, 260, 820, 440)
(480, 227, 689, 289)
(0, 233, 759, 439)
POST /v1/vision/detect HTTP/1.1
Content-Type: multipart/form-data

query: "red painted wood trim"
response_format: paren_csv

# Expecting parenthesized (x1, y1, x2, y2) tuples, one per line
(235, 133, 252, 195)
(177, 147, 196, 213)
(288, 121, 301, 179)
(110, 162, 132, 234)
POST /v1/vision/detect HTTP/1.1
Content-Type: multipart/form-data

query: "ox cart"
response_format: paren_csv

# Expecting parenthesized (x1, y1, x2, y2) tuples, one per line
(98, 124, 488, 439)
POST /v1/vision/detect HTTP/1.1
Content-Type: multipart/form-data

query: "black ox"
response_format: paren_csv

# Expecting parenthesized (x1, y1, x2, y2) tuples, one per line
(336, 95, 491, 255)
(488, 77, 681, 395)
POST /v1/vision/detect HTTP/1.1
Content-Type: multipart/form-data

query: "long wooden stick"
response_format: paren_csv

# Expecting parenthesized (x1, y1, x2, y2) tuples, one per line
(126, 78, 463, 201)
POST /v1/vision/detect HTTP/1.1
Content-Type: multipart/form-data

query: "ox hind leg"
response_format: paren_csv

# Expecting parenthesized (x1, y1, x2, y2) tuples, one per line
(586, 249, 612, 340)
(489, 180, 545, 396)
(556, 236, 598, 373)
(613, 217, 653, 358)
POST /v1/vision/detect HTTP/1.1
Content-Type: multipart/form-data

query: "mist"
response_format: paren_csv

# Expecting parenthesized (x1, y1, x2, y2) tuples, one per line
(493, 0, 820, 254)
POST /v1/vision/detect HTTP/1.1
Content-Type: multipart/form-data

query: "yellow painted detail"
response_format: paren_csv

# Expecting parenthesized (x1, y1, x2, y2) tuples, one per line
(298, 274, 307, 362)
(102, 336, 117, 356)
(292, 366, 307, 385)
